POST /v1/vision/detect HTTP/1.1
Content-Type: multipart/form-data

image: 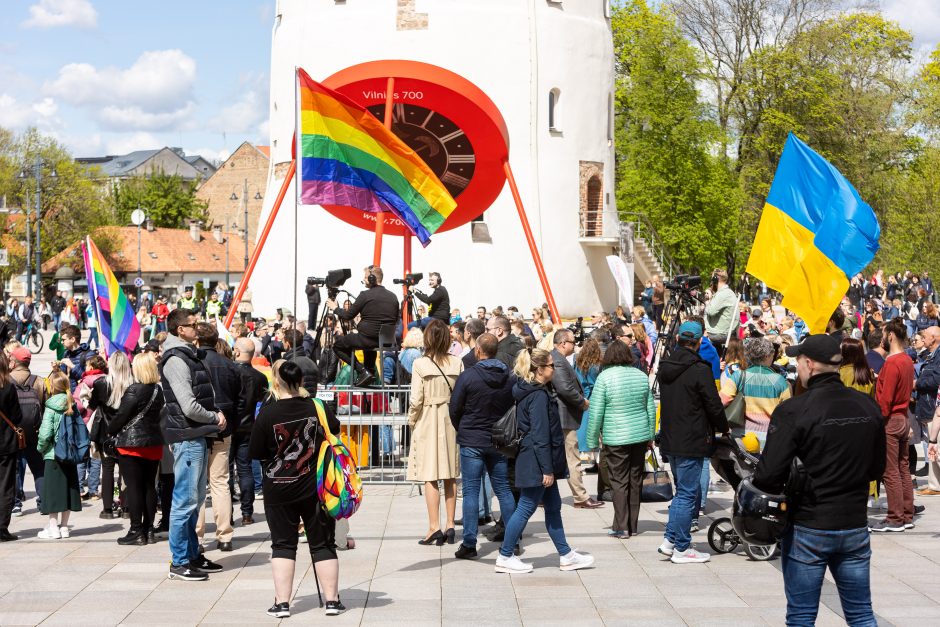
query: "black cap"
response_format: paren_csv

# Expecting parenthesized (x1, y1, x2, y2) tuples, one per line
(784, 334, 842, 365)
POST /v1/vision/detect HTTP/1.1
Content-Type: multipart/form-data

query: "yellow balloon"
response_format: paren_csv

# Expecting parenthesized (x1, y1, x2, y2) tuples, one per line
(742, 432, 761, 454)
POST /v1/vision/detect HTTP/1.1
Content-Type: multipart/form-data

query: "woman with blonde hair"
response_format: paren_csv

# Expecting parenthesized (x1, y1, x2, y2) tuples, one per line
(107, 351, 166, 545)
(536, 320, 556, 351)
(89, 350, 135, 518)
(631, 323, 652, 367)
(408, 319, 463, 545)
(36, 370, 81, 539)
(495, 348, 594, 573)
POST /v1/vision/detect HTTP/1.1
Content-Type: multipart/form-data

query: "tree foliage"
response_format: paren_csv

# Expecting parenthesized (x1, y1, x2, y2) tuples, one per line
(111, 172, 208, 229)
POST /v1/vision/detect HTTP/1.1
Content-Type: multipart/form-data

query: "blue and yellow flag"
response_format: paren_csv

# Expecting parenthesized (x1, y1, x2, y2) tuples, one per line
(745, 133, 880, 333)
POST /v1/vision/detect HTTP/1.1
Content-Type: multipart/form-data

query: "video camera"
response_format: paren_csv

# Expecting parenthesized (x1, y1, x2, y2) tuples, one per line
(567, 316, 586, 345)
(665, 274, 702, 293)
(393, 272, 424, 287)
(308, 268, 352, 299)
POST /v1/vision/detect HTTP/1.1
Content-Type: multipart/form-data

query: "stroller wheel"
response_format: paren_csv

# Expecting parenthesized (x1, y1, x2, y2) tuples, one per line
(743, 543, 779, 561)
(707, 518, 739, 554)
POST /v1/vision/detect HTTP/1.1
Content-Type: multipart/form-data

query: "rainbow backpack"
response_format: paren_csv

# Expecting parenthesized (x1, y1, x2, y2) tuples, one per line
(312, 398, 363, 519)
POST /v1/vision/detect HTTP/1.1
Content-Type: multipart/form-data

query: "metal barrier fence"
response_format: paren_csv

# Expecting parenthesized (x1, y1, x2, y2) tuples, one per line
(315, 385, 414, 484)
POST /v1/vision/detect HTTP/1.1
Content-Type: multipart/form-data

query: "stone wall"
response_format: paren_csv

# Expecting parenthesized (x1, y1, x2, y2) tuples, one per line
(397, 0, 428, 30)
(196, 142, 268, 238)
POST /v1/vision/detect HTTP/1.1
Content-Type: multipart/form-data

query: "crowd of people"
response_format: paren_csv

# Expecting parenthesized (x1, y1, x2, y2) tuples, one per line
(0, 263, 938, 623)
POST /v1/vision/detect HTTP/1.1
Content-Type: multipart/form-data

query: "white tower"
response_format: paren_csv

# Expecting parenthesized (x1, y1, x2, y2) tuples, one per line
(252, 0, 618, 319)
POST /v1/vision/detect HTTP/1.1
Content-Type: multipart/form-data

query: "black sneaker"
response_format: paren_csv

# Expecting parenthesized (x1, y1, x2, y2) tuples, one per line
(191, 555, 223, 573)
(325, 600, 346, 616)
(914, 504, 926, 515)
(266, 601, 290, 618)
(454, 544, 477, 560)
(168, 563, 208, 581)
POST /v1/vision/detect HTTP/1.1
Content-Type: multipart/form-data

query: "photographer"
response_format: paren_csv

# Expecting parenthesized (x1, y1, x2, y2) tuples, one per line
(704, 269, 737, 352)
(326, 265, 399, 388)
(409, 272, 450, 329)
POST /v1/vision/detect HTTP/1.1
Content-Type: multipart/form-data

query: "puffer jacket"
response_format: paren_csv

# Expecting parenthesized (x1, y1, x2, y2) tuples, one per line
(37, 393, 70, 461)
(108, 382, 165, 449)
(585, 365, 655, 448)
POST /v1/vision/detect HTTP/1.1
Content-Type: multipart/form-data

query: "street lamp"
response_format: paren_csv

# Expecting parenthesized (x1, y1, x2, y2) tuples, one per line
(19, 157, 57, 298)
(230, 179, 263, 273)
(131, 206, 147, 306)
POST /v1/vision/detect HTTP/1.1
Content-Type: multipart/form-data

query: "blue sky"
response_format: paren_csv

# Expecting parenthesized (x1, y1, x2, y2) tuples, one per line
(1, 0, 938, 165)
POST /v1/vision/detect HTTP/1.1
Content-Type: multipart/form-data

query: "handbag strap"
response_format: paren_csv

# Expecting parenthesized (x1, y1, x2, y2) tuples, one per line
(117, 387, 159, 435)
(0, 408, 20, 433)
(429, 358, 454, 394)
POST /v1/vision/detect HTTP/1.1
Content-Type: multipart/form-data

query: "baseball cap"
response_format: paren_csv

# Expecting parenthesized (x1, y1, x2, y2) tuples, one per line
(784, 334, 843, 365)
(11, 347, 31, 364)
(677, 321, 703, 341)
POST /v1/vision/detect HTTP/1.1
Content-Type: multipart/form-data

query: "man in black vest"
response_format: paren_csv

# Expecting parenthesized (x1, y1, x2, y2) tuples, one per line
(160, 308, 224, 581)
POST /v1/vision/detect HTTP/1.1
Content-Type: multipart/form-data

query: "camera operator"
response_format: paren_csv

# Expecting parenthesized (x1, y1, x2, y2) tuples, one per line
(305, 279, 322, 329)
(325, 265, 399, 387)
(409, 272, 450, 330)
(703, 269, 737, 352)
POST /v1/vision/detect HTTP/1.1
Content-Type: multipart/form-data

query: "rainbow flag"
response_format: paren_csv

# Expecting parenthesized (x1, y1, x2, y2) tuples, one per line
(745, 133, 880, 333)
(82, 236, 141, 355)
(297, 68, 457, 246)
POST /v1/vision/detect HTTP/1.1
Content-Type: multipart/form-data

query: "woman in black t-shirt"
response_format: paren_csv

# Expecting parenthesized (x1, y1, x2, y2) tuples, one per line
(249, 360, 345, 618)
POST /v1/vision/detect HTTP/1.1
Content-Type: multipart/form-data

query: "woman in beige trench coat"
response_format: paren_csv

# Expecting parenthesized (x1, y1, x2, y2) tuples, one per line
(408, 319, 464, 545)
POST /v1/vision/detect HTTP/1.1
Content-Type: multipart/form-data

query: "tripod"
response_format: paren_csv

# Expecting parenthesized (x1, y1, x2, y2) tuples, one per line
(651, 287, 703, 394)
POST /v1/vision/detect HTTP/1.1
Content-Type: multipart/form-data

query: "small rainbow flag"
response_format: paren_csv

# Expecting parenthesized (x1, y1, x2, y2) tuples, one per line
(297, 68, 457, 246)
(82, 236, 141, 356)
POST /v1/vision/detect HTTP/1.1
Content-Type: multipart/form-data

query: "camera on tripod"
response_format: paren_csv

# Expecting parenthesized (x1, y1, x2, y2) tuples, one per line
(665, 274, 702, 293)
(308, 268, 352, 299)
(393, 272, 424, 287)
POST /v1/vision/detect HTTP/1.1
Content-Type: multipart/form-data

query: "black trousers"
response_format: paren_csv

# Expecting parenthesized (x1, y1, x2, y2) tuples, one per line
(101, 455, 121, 510)
(266, 495, 337, 563)
(19, 445, 44, 508)
(158, 473, 174, 525)
(0, 453, 16, 532)
(117, 455, 159, 532)
(604, 443, 647, 535)
(332, 333, 379, 375)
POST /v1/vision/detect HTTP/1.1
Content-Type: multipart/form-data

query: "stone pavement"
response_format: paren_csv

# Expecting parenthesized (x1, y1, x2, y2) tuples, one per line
(4, 332, 940, 626)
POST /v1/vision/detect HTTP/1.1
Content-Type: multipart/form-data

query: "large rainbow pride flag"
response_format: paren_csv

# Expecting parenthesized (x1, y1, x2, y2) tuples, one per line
(297, 68, 457, 246)
(82, 236, 141, 356)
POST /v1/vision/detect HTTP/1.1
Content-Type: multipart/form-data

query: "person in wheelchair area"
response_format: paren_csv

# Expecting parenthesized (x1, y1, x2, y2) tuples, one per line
(752, 333, 885, 627)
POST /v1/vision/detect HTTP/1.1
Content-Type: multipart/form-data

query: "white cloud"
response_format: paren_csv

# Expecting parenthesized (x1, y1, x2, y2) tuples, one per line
(23, 0, 97, 29)
(103, 132, 163, 155)
(257, 119, 270, 142)
(0, 93, 60, 130)
(43, 50, 197, 131)
(210, 90, 264, 134)
(188, 147, 231, 164)
(882, 0, 940, 51)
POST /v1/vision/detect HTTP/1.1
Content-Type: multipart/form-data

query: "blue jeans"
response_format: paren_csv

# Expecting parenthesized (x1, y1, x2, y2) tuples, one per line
(459, 447, 515, 548)
(230, 433, 254, 517)
(781, 525, 875, 627)
(698, 461, 710, 512)
(169, 439, 209, 567)
(478, 473, 493, 518)
(77, 457, 101, 495)
(408, 316, 433, 330)
(252, 459, 263, 493)
(666, 456, 705, 551)
(499, 482, 570, 558)
(87, 328, 99, 350)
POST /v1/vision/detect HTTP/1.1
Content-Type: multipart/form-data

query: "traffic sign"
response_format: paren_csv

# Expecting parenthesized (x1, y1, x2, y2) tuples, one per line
(134, 277, 145, 288)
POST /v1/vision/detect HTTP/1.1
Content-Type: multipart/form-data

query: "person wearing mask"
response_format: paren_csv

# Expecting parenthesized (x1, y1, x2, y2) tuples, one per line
(89, 352, 134, 519)
(753, 334, 885, 626)
(449, 333, 517, 559)
(585, 341, 655, 539)
(325, 265, 399, 388)
(872, 319, 917, 527)
(409, 272, 451, 329)
(657, 321, 728, 564)
(161, 308, 225, 581)
(35, 370, 81, 539)
(551, 329, 601, 510)
(407, 320, 463, 546)
(487, 316, 524, 370)
(9, 347, 45, 518)
(250, 360, 345, 617)
(231, 338, 268, 526)
(0, 352, 24, 542)
(704, 269, 738, 351)
(108, 352, 166, 545)
(495, 348, 595, 574)
(193, 323, 240, 553)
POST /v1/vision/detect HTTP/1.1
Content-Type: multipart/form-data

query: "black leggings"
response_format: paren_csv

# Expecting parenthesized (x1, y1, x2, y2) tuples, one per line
(158, 473, 174, 524)
(266, 496, 337, 563)
(117, 455, 159, 532)
(101, 456, 122, 510)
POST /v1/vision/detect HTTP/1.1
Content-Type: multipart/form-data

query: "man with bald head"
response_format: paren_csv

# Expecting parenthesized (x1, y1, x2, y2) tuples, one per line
(915, 326, 940, 495)
(231, 338, 269, 524)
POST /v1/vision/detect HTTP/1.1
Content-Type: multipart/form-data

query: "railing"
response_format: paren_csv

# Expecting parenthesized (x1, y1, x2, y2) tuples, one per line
(579, 206, 605, 238)
(620, 212, 681, 279)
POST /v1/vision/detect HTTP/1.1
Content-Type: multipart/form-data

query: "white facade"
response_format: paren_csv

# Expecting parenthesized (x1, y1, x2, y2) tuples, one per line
(252, 0, 618, 319)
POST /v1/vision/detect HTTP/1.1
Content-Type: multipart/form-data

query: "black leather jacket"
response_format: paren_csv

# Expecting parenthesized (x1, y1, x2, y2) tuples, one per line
(109, 383, 166, 449)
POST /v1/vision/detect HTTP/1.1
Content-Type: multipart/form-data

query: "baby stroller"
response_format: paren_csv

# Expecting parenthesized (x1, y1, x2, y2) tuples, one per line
(706, 434, 780, 561)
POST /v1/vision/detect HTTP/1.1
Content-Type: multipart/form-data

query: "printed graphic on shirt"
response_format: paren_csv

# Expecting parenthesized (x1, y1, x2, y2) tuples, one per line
(266, 417, 317, 483)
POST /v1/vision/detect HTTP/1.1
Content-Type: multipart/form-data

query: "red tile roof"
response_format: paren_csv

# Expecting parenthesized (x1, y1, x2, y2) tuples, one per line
(256, 145, 270, 158)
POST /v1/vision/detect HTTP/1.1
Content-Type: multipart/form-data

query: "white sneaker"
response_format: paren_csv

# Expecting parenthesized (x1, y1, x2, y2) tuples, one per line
(59, 526, 70, 539)
(37, 525, 61, 540)
(495, 553, 534, 574)
(559, 550, 595, 571)
(657, 539, 675, 556)
(671, 546, 711, 564)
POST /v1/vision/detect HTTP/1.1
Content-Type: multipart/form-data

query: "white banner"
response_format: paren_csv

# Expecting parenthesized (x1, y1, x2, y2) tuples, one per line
(606, 255, 634, 309)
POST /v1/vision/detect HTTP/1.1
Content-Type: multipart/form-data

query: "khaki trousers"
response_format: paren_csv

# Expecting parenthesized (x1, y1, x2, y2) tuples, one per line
(196, 436, 234, 544)
(564, 429, 588, 503)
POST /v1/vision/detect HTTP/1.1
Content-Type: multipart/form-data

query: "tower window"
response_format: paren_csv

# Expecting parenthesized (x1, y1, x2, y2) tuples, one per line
(549, 88, 561, 132)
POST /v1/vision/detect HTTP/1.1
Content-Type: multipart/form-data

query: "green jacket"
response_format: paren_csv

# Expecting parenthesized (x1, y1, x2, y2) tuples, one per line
(49, 333, 67, 360)
(586, 365, 656, 448)
(37, 393, 70, 461)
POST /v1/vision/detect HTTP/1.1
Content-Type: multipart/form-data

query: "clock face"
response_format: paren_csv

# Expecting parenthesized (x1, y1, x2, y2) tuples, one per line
(365, 103, 475, 199)
(322, 60, 509, 236)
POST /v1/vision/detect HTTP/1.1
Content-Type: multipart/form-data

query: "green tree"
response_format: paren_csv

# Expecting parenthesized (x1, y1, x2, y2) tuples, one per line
(111, 172, 208, 229)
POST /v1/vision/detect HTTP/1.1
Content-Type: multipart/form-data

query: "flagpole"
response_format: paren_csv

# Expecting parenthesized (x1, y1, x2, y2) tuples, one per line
(372, 77, 395, 267)
(294, 67, 301, 328)
(83, 237, 108, 356)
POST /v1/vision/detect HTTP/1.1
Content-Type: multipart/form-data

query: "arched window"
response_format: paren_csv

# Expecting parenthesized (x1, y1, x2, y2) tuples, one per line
(585, 176, 603, 236)
(549, 88, 561, 131)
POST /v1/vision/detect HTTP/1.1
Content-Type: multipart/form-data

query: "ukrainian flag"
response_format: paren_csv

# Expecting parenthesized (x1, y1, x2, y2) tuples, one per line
(745, 133, 880, 333)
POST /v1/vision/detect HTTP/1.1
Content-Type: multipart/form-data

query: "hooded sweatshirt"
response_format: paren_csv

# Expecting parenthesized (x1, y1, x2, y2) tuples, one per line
(449, 358, 516, 448)
(657, 346, 728, 458)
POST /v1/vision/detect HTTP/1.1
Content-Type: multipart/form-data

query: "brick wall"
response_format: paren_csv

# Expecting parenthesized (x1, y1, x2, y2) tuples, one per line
(196, 142, 268, 238)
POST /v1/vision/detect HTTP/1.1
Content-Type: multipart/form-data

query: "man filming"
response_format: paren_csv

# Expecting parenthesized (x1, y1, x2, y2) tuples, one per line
(409, 272, 450, 329)
(704, 269, 737, 352)
(325, 265, 399, 387)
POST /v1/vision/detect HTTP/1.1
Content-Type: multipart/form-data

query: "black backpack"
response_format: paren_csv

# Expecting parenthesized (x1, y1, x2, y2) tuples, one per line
(14, 375, 42, 447)
(491, 404, 523, 458)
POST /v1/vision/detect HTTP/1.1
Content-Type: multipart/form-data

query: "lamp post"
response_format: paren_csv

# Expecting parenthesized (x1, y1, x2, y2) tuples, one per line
(19, 157, 56, 298)
(230, 179, 263, 277)
(131, 206, 146, 306)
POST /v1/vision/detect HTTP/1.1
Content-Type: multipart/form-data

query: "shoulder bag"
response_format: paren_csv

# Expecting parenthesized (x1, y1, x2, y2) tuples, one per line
(724, 368, 748, 428)
(104, 388, 159, 456)
(428, 358, 454, 394)
(0, 409, 26, 450)
(641, 452, 674, 502)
